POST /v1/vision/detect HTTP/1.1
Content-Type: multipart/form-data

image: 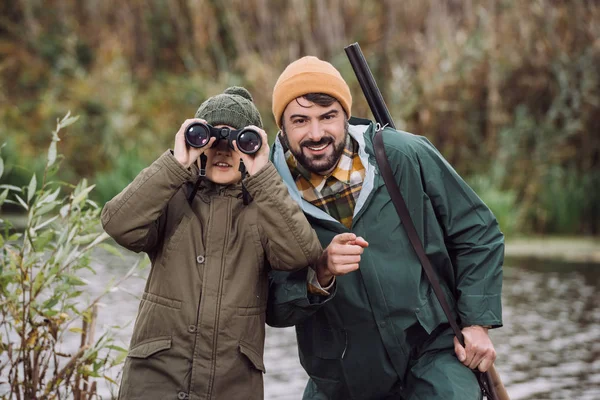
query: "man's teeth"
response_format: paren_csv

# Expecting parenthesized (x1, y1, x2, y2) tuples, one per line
(215, 162, 230, 167)
(308, 143, 328, 151)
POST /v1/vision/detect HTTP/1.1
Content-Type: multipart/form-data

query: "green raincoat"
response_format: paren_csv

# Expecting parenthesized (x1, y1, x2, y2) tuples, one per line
(267, 118, 504, 399)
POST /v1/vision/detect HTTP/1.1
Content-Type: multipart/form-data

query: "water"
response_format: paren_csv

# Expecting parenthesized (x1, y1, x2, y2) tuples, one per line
(488, 259, 600, 400)
(33, 251, 600, 399)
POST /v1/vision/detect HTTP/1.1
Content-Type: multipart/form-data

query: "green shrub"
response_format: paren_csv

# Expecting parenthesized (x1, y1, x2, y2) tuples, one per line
(0, 113, 141, 399)
(467, 174, 518, 237)
(2, 0, 599, 235)
(94, 150, 147, 204)
(0, 138, 47, 205)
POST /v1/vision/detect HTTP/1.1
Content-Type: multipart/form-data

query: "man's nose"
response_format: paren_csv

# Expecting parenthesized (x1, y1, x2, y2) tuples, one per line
(306, 120, 324, 141)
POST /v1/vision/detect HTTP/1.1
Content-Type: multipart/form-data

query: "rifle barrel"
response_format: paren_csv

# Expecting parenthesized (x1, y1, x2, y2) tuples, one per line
(344, 43, 395, 129)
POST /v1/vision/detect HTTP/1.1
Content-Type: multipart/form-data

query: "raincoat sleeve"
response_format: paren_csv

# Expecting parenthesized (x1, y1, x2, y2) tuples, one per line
(413, 136, 504, 328)
(266, 267, 337, 328)
(101, 150, 193, 253)
(244, 161, 323, 271)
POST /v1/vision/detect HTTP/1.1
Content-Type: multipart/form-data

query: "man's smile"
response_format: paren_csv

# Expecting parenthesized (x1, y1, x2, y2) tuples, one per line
(302, 137, 334, 155)
(305, 142, 330, 153)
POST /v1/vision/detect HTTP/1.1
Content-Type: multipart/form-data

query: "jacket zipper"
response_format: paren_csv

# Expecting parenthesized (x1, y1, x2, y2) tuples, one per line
(351, 174, 378, 230)
(351, 125, 383, 229)
(187, 197, 211, 398)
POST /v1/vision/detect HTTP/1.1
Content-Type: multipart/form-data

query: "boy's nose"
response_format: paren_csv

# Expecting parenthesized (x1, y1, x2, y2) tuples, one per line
(214, 140, 231, 154)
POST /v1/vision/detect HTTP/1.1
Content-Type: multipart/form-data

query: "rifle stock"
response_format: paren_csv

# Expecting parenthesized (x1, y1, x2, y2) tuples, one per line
(489, 364, 510, 400)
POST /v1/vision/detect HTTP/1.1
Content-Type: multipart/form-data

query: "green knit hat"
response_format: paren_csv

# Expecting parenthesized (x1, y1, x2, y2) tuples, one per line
(194, 86, 263, 130)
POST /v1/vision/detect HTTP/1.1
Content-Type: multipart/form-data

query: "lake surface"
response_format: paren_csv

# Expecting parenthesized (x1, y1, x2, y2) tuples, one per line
(40, 250, 600, 399)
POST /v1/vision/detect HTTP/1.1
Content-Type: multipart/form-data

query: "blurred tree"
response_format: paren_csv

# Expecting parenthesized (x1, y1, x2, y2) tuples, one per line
(0, 0, 598, 234)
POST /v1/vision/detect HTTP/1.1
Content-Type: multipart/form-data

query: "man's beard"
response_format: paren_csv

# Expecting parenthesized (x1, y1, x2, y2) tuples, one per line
(283, 129, 348, 174)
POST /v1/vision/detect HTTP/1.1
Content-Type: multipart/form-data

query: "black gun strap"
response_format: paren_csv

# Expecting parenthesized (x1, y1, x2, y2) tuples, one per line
(373, 129, 463, 343)
(372, 129, 498, 399)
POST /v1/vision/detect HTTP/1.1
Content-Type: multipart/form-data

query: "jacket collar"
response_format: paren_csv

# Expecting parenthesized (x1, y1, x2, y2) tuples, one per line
(199, 179, 243, 198)
(189, 162, 244, 199)
(271, 118, 382, 225)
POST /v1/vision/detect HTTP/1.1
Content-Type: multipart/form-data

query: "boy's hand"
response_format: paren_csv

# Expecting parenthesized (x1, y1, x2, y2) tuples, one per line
(232, 126, 269, 176)
(316, 233, 369, 286)
(174, 119, 216, 169)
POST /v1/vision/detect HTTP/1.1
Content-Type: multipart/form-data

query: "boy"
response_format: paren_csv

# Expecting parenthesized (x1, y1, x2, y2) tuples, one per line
(101, 86, 322, 400)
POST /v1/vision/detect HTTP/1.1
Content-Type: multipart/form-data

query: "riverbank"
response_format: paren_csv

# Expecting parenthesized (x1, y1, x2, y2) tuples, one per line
(505, 236, 600, 263)
(3, 212, 600, 263)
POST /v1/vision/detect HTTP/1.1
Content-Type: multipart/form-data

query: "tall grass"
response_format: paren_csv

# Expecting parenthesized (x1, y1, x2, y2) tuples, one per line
(1, 0, 598, 234)
(0, 113, 142, 399)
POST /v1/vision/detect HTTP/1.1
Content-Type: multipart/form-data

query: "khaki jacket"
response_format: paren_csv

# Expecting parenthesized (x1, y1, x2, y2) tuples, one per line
(102, 151, 322, 400)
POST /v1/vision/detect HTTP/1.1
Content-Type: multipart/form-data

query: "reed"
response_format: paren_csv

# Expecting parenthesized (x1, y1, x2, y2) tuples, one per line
(1, 0, 598, 233)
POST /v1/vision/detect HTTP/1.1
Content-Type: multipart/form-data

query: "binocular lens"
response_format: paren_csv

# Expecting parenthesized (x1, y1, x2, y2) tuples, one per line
(185, 123, 210, 148)
(237, 130, 262, 154)
(184, 122, 261, 154)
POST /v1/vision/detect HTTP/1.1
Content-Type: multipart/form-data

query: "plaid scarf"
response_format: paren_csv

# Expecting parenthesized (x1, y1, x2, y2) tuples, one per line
(282, 133, 365, 229)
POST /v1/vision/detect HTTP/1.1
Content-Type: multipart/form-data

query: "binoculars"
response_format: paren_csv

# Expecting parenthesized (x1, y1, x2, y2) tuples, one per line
(184, 122, 262, 155)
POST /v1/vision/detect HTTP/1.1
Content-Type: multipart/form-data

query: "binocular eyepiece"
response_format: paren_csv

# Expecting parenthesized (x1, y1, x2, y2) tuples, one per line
(184, 122, 262, 155)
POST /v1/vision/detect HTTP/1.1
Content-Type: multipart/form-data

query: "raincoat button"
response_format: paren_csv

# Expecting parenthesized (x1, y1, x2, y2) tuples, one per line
(188, 325, 196, 333)
(196, 255, 205, 264)
(379, 320, 387, 328)
(177, 392, 188, 400)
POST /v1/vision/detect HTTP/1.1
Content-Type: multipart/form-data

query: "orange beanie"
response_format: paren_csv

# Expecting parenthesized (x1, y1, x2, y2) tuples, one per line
(272, 56, 352, 128)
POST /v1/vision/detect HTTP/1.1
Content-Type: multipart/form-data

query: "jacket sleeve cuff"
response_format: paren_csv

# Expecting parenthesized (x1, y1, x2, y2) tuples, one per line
(242, 162, 278, 194)
(271, 268, 336, 307)
(458, 294, 503, 328)
(307, 268, 335, 296)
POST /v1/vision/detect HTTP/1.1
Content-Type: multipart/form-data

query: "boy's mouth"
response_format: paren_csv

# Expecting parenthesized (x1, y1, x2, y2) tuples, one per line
(213, 161, 232, 170)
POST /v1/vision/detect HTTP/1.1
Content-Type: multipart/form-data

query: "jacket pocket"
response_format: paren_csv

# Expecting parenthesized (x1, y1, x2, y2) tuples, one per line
(142, 292, 182, 310)
(237, 304, 267, 316)
(296, 324, 346, 389)
(129, 292, 182, 348)
(239, 340, 266, 373)
(297, 325, 347, 360)
(128, 336, 172, 358)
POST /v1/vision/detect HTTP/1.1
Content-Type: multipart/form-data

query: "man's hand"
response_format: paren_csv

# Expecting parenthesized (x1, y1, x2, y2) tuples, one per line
(454, 325, 496, 372)
(316, 233, 369, 286)
(173, 118, 216, 169)
(233, 126, 269, 176)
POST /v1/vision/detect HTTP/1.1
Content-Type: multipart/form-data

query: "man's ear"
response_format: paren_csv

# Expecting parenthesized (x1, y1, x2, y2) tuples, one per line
(279, 118, 285, 133)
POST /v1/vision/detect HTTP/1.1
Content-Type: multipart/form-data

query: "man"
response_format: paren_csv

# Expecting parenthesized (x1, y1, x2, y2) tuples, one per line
(266, 56, 504, 399)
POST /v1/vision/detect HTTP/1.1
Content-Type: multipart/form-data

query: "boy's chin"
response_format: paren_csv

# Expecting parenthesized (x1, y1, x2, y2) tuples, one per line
(208, 173, 240, 186)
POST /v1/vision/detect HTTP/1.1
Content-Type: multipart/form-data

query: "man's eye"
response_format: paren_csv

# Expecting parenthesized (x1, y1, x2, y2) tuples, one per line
(292, 119, 306, 124)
